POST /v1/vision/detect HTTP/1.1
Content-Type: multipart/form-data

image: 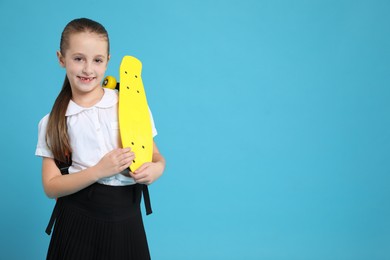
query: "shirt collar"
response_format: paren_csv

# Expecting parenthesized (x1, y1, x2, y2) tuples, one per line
(65, 88, 118, 116)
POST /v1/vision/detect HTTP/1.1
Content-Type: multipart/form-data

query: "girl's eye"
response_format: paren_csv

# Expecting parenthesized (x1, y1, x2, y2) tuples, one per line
(74, 57, 83, 62)
(95, 59, 103, 63)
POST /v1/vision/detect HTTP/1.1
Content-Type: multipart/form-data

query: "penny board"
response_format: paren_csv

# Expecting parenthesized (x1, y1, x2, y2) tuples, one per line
(118, 56, 153, 172)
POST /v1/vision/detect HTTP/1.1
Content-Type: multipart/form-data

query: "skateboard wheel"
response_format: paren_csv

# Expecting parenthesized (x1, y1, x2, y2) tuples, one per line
(102, 75, 117, 89)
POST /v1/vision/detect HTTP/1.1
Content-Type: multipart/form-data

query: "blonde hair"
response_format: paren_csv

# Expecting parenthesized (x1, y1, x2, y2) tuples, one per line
(46, 18, 109, 163)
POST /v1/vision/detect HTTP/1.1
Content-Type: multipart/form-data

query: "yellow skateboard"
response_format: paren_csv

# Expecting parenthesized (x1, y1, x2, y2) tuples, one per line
(103, 56, 153, 172)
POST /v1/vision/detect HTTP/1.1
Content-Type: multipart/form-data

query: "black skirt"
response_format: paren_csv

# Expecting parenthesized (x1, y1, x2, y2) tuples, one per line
(46, 183, 151, 260)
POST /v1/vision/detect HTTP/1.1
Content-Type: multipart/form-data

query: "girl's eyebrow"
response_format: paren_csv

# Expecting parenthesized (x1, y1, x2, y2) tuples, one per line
(71, 52, 85, 57)
(71, 53, 106, 58)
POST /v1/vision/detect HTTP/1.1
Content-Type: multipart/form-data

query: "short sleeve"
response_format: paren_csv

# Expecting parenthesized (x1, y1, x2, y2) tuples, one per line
(148, 106, 158, 137)
(35, 114, 54, 158)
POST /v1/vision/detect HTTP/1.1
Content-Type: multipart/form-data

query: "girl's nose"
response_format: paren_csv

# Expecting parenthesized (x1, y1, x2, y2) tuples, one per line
(82, 62, 93, 75)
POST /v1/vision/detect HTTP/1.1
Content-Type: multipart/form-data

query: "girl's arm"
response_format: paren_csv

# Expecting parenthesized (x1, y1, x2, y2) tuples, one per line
(130, 141, 166, 185)
(42, 148, 135, 198)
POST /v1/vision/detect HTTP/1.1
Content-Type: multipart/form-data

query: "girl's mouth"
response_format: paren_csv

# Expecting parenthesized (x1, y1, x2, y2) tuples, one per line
(78, 76, 96, 83)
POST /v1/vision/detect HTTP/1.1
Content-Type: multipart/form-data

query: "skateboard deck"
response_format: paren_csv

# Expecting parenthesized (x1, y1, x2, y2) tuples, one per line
(103, 56, 153, 172)
(119, 56, 153, 172)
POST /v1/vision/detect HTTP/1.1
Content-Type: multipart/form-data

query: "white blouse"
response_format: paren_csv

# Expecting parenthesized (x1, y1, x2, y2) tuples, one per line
(35, 88, 157, 186)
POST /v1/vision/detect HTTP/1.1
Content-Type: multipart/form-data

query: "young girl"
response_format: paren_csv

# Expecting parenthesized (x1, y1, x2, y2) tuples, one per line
(35, 18, 165, 260)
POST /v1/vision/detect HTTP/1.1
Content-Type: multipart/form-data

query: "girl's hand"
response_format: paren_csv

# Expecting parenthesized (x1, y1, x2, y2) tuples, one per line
(96, 148, 135, 178)
(130, 161, 164, 185)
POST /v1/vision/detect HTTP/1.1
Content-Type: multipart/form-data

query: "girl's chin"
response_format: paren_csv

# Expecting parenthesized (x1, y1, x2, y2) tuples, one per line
(72, 83, 102, 93)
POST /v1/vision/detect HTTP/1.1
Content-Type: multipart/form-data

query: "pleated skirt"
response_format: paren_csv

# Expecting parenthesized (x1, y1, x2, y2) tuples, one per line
(46, 183, 150, 260)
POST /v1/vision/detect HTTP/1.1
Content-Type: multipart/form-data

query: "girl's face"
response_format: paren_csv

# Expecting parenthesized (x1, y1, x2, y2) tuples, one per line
(58, 32, 109, 104)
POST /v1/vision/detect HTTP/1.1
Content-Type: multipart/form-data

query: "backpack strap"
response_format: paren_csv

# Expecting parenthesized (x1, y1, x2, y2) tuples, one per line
(54, 154, 72, 175)
(45, 156, 72, 235)
(142, 184, 153, 215)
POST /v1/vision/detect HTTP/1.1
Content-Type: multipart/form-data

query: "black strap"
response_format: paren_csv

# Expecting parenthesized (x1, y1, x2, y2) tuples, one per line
(142, 185, 153, 215)
(45, 158, 71, 235)
(55, 156, 71, 175)
(45, 199, 61, 235)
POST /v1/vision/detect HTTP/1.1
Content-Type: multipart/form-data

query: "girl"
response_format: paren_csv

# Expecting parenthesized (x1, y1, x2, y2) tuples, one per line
(36, 18, 165, 260)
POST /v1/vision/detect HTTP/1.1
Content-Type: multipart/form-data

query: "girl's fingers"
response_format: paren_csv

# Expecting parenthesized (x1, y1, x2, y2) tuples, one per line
(117, 148, 134, 162)
(121, 152, 135, 162)
(133, 162, 153, 174)
(130, 171, 151, 184)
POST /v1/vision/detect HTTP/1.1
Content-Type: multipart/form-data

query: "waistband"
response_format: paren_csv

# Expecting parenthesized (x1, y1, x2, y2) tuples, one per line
(45, 183, 152, 235)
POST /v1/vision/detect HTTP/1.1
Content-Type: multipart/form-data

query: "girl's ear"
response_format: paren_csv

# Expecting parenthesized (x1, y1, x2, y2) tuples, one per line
(57, 51, 65, 67)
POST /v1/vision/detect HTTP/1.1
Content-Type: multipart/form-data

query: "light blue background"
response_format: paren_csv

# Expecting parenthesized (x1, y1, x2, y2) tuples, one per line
(1, 0, 389, 259)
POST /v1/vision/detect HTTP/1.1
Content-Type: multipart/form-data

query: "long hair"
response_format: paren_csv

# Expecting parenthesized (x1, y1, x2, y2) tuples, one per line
(46, 18, 109, 163)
